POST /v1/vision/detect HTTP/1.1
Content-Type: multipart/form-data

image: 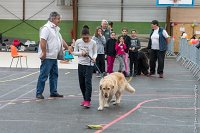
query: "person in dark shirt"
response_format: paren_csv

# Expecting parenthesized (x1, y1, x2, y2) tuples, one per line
(105, 32, 117, 74)
(129, 30, 141, 77)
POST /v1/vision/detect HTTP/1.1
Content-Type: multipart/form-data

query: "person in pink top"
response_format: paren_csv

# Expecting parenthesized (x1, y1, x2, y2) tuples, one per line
(115, 35, 127, 76)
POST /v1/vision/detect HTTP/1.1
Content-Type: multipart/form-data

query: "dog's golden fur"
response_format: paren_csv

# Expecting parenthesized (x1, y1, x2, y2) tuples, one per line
(98, 72, 135, 111)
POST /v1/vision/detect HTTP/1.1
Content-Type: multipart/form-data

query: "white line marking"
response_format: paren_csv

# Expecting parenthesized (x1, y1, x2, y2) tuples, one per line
(176, 120, 185, 123)
(0, 71, 39, 83)
(0, 70, 30, 80)
(0, 80, 36, 98)
(65, 72, 70, 75)
(22, 101, 30, 104)
(36, 100, 42, 102)
(150, 115, 169, 120)
(0, 119, 69, 123)
(164, 79, 196, 82)
(47, 97, 55, 100)
(118, 122, 195, 127)
(7, 103, 16, 105)
(0, 88, 35, 110)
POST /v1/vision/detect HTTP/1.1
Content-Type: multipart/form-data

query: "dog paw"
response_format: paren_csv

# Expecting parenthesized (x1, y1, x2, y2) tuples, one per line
(98, 107, 103, 111)
(113, 102, 117, 105)
(104, 104, 109, 108)
(111, 99, 116, 103)
(113, 102, 120, 105)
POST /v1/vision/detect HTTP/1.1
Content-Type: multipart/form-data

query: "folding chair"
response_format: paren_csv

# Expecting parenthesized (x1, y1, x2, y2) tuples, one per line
(10, 45, 28, 68)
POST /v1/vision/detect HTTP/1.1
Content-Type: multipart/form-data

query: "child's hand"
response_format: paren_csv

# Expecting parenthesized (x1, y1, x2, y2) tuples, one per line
(82, 51, 88, 57)
(132, 47, 135, 51)
(68, 46, 73, 53)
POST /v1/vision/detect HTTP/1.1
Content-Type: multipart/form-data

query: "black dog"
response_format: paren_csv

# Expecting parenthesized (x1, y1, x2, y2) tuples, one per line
(137, 48, 149, 75)
(139, 47, 150, 59)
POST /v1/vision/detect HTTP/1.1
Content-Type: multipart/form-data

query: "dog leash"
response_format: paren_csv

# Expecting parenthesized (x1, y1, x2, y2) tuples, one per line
(80, 48, 103, 78)
(86, 54, 104, 77)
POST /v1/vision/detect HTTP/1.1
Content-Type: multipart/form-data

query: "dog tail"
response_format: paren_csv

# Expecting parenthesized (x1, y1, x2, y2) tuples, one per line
(125, 83, 135, 93)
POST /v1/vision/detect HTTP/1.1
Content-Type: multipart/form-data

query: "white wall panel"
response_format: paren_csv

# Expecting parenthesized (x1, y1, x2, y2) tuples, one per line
(78, 0, 166, 21)
(0, 0, 72, 20)
(0, 0, 199, 21)
(78, 0, 121, 21)
(25, 0, 72, 20)
(123, 0, 166, 22)
(0, 0, 23, 19)
(124, 7, 167, 22)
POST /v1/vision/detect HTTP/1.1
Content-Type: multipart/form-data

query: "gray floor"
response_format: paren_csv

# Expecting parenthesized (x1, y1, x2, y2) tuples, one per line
(0, 58, 199, 133)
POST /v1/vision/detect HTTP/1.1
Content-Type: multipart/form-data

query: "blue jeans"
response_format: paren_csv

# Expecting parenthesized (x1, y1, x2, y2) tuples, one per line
(36, 59, 58, 96)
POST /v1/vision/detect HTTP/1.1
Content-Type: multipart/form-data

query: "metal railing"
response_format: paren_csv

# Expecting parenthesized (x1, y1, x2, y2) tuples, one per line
(166, 37, 175, 56)
(176, 38, 200, 80)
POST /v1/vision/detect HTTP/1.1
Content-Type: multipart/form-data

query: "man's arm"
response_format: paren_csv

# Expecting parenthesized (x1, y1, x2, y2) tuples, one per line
(62, 39, 68, 50)
(40, 38, 47, 60)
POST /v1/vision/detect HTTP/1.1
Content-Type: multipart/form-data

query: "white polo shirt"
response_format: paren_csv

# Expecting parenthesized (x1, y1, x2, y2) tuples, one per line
(38, 21, 62, 59)
(151, 28, 169, 50)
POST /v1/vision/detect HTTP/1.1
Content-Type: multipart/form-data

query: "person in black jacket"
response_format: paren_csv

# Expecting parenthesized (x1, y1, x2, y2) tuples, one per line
(105, 32, 117, 74)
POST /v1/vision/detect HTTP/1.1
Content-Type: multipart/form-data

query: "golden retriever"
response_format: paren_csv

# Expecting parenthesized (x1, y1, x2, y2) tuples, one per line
(98, 72, 135, 111)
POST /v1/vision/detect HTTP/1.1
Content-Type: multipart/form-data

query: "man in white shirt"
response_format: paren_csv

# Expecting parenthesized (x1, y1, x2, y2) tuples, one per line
(36, 12, 69, 99)
(147, 20, 170, 78)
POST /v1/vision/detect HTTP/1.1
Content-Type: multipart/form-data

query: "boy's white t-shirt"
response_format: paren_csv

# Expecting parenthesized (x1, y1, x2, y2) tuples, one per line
(151, 28, 169, 50)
